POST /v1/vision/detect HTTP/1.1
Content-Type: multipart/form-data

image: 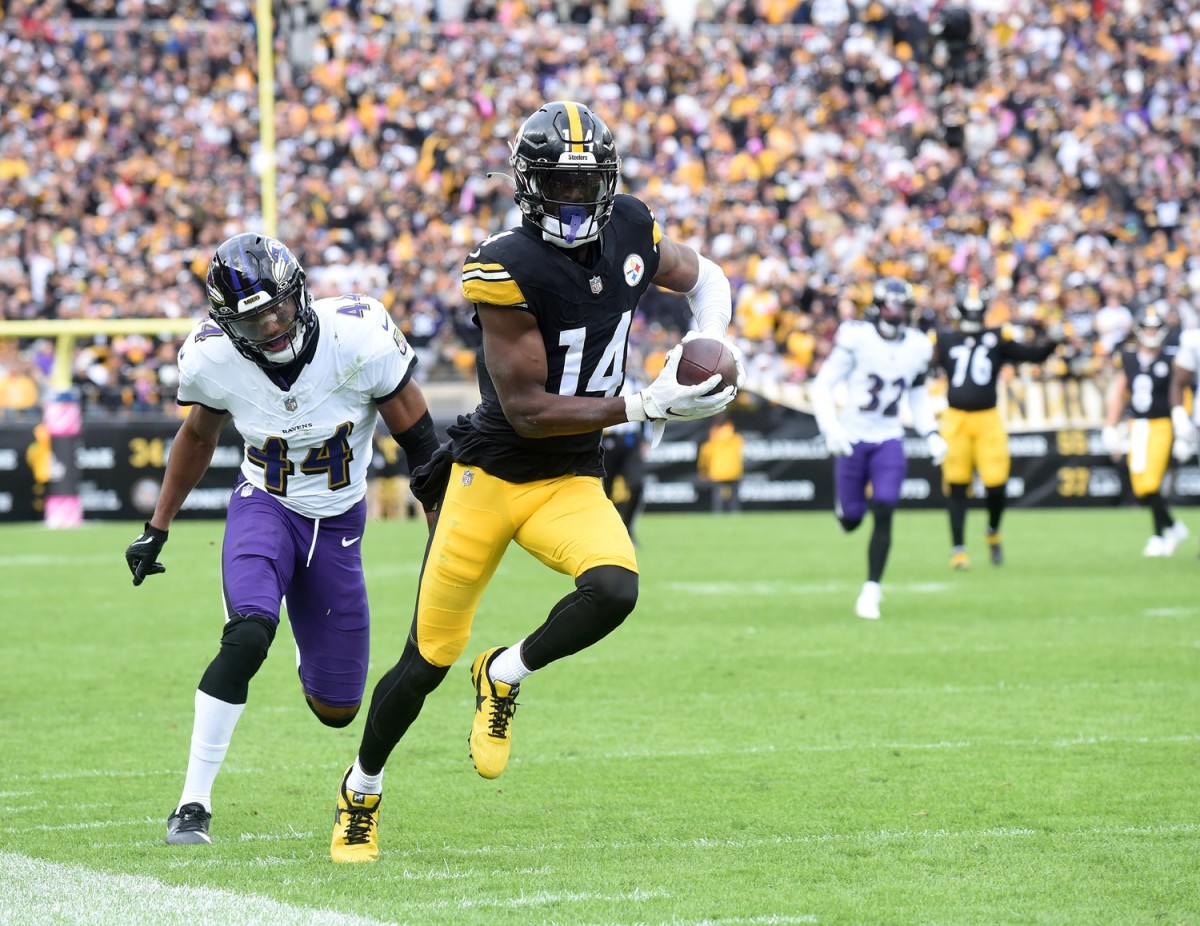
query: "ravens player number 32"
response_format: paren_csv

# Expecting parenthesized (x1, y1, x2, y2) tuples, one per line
(329, 100, 746, 863)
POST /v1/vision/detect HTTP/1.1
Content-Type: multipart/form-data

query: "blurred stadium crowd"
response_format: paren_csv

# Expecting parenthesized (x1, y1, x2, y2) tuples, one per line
(1, 0, 1198, 416)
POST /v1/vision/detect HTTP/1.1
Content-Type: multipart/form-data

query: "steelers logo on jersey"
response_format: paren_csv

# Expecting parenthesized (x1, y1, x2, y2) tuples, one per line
(623, 254, 645, 287)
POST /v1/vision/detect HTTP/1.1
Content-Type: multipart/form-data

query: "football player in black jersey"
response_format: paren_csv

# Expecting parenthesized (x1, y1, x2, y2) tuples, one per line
(1102, 306, 1188, 557)
(933, 284, 1061, 568)
(331, 101, 744, 862)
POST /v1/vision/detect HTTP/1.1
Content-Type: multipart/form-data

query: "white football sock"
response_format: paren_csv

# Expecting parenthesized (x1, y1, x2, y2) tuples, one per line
(177, 690, 246, 813)
(345, 758, 383, 796)
(489, 640, 532, 686)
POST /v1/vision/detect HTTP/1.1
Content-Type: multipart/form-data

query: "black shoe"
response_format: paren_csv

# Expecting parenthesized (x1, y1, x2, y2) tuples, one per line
(166, 802, 212, 845)
(986, 531, 1003, 566)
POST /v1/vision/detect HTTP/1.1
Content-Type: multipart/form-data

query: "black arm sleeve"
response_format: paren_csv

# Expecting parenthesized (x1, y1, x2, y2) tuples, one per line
(392, 410, 439, 475)
(999, 336, 1059, 364)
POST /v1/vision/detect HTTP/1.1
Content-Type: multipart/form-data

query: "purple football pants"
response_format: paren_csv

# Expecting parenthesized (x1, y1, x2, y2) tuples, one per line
(222, 481, 369, 707)
(834, 438, 907, 522)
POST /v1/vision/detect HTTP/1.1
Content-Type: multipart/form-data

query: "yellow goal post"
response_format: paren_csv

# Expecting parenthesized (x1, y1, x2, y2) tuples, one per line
(0, 318, 200, 393)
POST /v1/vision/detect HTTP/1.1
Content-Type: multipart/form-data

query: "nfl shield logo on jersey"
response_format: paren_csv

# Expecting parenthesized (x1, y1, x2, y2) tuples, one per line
(461, 470, 474, 487)
(283, 395, 297, 411)
(589, 276, 603, 294)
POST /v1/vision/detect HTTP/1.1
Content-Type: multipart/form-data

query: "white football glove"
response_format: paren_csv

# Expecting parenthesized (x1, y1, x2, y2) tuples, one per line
(822, 424, 854, 458)
(682, 329, 747, 390)
(1101, 425, 1126, 458)
(626, 344, 736, 430)
(1171, 405, 1196, 442)
(926, 432, 948, 466)
(1171, 407, 1197, 463)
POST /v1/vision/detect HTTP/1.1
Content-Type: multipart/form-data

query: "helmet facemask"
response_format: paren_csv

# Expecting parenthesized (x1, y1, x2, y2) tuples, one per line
(869, 278, 914, 340)
(224, 290, 309, 365)
(521, 160, 618, 247)
(1136, 313, 1167, 351)
(954, 295, 986, 334)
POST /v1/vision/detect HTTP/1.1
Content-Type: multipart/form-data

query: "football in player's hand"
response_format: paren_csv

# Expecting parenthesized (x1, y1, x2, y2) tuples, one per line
(676, 337, 738, 394)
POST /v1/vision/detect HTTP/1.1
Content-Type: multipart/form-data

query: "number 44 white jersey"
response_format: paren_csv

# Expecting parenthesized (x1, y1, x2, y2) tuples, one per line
(815, 319, 934, 443)
(177, 294, 416, 518)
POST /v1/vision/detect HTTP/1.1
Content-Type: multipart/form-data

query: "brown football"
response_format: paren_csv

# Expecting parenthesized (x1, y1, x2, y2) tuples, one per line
(676, 337, 738, 394)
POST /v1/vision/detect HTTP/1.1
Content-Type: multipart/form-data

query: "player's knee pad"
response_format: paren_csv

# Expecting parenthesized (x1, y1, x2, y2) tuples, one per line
(197, 614, 276, 704)
(578, 564, 639, 631)
(304, 695, 360, 728)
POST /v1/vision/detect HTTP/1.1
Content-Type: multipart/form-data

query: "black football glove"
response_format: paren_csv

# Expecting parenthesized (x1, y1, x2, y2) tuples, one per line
(126, 522, 169, 586)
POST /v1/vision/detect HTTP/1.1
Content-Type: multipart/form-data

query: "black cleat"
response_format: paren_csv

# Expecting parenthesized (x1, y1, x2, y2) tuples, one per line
(986, 531, 1003, 566)
(166, 802, 212, 845)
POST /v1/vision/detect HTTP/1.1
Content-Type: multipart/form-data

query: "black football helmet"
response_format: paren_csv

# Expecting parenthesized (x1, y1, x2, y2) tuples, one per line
(866, 276, 915, 339)
(1135, 303, 1168, 350)
(509, 101, 620, 249)
(205, 233, 314, 366)
(950, 284, 987, 334)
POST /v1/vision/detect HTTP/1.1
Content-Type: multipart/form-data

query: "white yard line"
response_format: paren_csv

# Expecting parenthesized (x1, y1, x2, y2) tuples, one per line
(7, 729, 1200, 794)
(0, 852, 674, 926)
(662, 581, 950, 596)
(0, 852, 395, 926)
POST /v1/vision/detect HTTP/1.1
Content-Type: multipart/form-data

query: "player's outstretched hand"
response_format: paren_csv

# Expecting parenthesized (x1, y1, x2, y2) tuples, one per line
(1101, 425, 1125, 459)
(126, 522, 169, 586)
(1171, 406, 1196, 447)
(926, 433, 948, 466)
(627, 345, 736, 424)
(823, 425, 854, 458)
(1171, 406, 1197, 462)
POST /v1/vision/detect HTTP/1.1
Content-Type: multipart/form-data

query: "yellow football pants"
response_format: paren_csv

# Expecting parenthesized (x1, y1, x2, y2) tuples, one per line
(414, 463, 638, 667)
(940, 407, 1010, 488)
(1127, 417, 1172, 497)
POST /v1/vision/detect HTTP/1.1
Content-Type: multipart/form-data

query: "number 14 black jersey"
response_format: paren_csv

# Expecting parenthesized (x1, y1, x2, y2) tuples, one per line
(454, 194, 663, 483)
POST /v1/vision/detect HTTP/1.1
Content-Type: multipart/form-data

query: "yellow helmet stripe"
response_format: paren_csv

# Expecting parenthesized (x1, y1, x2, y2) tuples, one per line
(564, 101, 584, 153)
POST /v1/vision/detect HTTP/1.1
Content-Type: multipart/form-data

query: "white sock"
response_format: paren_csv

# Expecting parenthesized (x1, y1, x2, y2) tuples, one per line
(177, 690, 246, 813)
(345, 758, 383, 796)
(489, 640, 532, 686)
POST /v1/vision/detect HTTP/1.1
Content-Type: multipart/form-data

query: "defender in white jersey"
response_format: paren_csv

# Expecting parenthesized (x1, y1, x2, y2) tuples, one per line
(1170, 325, 1200, 462)
(1169, 324, 1200, 558)
(124, 233, 440, 846)
(812, 277, 945, 619)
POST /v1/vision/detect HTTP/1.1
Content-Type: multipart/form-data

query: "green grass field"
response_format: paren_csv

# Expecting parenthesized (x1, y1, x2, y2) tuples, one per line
(2, 508, 1198, 926)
